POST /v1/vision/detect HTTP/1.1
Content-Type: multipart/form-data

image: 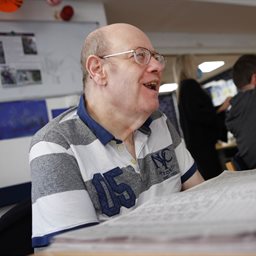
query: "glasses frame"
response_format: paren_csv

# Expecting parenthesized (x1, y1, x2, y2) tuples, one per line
(99, 47, 166, 67)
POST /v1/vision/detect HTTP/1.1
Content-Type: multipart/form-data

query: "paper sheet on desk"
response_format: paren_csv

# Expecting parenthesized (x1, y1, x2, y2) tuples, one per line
(54, 170, 256, 243)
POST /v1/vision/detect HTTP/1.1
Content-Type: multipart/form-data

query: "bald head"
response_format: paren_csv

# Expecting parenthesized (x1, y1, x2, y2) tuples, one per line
(99, 23, 150, 44)
(80, 23, 152, 85)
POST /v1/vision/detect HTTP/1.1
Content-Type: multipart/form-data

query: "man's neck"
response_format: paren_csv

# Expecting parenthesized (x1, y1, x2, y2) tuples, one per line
(86, 100, 149, 142)
(123, 133, 136, 159)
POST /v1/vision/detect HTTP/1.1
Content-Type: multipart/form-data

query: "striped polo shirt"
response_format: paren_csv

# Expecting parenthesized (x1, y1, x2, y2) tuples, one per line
(29, 95, 196, 248)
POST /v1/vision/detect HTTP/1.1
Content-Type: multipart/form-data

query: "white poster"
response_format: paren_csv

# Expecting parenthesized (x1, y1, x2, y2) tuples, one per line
(0, 21, 98, 102)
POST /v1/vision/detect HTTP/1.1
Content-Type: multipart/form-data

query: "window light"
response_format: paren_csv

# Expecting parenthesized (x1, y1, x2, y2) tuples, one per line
(198, 61, 225, 73)
(159, 83, 178, 93)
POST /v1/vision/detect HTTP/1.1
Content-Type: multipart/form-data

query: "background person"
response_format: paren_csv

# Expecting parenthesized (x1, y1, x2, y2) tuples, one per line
(226, 54, 256, 169)
(173, 54, 230, 180)
(29, 24, 204, 249)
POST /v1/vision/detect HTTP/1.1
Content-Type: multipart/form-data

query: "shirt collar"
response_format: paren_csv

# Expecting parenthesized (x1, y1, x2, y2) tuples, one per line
(77, 95, 152, 145)
(138, 117, 152, 136)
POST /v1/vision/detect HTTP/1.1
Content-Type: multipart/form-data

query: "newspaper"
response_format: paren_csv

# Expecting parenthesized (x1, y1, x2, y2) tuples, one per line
(46, 170, 256, 253)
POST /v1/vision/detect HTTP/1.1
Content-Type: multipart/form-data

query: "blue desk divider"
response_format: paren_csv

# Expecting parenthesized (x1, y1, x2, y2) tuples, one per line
(0, 99, 49, 140)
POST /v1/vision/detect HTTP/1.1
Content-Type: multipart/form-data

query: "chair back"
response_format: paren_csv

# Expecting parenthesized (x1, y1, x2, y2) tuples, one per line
(0, 198, 34, 255)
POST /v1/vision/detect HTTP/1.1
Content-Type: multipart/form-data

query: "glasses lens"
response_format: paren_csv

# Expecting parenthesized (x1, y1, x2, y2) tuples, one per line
(134, 48, 150, 65)
(154, 54, 166, 67)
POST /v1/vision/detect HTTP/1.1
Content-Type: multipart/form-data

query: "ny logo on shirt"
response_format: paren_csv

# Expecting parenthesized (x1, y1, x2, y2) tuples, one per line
(151, 148, 177, 180)
(151, 148, 172, 169)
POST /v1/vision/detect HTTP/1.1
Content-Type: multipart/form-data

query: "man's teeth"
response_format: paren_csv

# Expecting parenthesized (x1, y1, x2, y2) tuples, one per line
(144, 82, 157, 90)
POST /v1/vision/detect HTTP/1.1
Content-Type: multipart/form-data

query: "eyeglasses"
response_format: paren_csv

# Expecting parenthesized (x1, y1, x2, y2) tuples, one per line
(99, 47, 166, 67)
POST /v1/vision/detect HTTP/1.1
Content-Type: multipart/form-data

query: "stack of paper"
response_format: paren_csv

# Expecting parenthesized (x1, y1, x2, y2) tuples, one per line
(45, 170, 256, 254)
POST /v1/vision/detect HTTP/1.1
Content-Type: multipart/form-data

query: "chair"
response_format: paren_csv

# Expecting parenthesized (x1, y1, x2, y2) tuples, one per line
(225, 154, 248, 171)
(0, 198, 34, 255)
(232, 154, 248, 171)
(225, 161, 236, 171)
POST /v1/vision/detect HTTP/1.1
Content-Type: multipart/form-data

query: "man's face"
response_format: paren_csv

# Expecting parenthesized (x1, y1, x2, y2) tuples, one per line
(102, 26, 165, 117)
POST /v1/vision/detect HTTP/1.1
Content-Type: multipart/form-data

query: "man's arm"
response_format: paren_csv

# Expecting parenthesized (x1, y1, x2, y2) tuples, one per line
(182, 170, 204, 191)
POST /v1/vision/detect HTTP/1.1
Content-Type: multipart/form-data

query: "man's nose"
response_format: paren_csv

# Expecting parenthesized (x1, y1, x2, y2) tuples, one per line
(147, 56, 165, 73)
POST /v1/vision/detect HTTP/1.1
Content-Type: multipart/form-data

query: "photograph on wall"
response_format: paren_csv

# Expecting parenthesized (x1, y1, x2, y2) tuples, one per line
(16, 69, 42, 86)
(0, 66, 16, 86)
(0, 99, 49, 140)
(0, 41, 5, 64)
(21, 34, 38, 55)
(0, 66, 42, 88)
(0, 32, 42, 92)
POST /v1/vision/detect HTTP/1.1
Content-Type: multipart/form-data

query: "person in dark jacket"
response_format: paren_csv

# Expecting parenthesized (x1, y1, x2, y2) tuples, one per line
(173, 55, 230, 179)
(226, 54, 256, 169)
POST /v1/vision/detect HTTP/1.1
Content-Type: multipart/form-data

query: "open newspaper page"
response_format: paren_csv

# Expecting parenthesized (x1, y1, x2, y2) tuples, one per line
(46, 170, 256, 253)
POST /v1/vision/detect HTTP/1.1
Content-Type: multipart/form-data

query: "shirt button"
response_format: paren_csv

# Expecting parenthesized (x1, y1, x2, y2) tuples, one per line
(131, 159, 137, 165)
(117, 144, 123, 151)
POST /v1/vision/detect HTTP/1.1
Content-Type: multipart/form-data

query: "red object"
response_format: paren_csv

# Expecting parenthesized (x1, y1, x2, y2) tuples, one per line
(0, 0, 23, 12)
(60, 5, 74, 21)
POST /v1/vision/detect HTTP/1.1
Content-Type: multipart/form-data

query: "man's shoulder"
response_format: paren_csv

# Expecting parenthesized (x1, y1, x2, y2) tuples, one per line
(33, 107, 75, 132)
(30, 107, 92, 148)
(229, 91, 253, 111)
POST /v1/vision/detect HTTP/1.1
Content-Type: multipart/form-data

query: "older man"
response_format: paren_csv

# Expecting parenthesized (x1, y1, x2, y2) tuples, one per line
(29, 23, 204, 248)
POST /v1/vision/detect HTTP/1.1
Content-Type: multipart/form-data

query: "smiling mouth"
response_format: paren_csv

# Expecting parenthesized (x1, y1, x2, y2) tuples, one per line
(143, 81, 158, 91)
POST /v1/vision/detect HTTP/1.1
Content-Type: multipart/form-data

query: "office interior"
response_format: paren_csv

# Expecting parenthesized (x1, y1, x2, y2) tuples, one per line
(1, 0, 255, 221)
(0, 0, 256, 254)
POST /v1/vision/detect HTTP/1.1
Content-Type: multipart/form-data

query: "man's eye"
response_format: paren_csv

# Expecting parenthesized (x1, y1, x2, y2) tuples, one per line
(136, 52, 146, 59)
(155, 54, 161, 61)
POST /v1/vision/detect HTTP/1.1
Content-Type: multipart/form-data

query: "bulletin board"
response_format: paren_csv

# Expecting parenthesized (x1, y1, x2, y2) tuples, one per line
(0, 99, 49, 140)
(0, 21, 99, 102)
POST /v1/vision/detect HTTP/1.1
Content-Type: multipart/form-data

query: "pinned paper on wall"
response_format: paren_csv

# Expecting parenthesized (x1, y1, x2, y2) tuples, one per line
(0, 21, 98, 102)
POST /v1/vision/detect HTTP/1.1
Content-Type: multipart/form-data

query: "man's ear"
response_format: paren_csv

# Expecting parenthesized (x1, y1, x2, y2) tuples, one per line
(86, 55, 107, 85)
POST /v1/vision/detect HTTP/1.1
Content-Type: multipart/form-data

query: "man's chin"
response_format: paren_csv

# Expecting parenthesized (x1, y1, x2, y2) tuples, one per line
(145, 103, 159, 115)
